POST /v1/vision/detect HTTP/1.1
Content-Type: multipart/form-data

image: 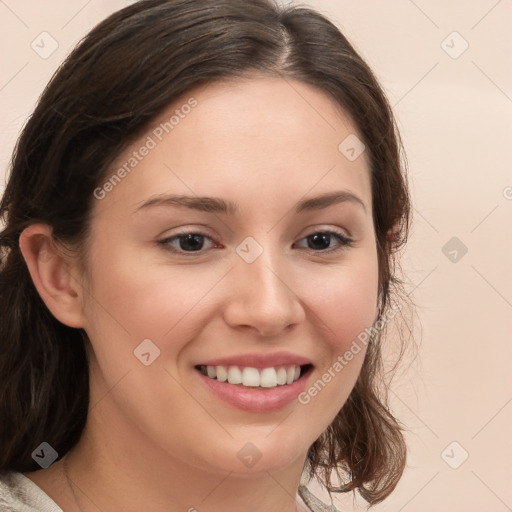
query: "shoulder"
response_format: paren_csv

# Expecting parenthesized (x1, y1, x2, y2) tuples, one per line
(0, 471, 63, 512)
(1, 470, 338, 512)
(298, 483, 342, 512)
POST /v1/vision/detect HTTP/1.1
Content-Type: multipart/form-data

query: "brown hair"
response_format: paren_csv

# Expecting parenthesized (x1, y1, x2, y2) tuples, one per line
(0, 0, 411, 505)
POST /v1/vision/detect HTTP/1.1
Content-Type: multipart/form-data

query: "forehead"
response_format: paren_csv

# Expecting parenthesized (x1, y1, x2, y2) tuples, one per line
(165, 76, 364, 164)
(96, 76, 371, 216)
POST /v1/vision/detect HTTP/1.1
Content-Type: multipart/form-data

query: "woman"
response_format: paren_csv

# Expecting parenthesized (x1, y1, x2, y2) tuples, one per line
(0, 0, 411, 510)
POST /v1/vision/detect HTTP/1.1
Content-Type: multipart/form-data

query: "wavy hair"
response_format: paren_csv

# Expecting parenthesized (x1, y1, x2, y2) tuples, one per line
(0, 0, 411, 504)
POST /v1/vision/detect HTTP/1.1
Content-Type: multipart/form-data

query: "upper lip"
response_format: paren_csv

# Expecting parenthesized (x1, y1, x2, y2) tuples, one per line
(196, 351, 312, 369)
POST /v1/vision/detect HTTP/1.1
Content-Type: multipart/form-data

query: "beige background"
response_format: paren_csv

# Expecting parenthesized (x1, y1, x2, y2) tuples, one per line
(1, 1, 511, 510)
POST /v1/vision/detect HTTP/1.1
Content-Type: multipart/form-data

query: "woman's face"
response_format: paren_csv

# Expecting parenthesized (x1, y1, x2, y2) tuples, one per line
(79, 77, 378, 475)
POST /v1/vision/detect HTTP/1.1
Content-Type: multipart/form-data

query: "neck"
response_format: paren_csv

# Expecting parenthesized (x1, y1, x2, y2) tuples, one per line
(64, 403, 307, 512)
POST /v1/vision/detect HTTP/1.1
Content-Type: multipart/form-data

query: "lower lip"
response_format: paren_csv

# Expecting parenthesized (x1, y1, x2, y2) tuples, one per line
(196, 369, 310, 413)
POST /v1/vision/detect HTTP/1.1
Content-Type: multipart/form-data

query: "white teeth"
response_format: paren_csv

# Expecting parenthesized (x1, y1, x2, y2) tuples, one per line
(242, 367, 260, 387)
(276, 367, 287, 385)
(260, 368, 277, 388)
(227, 366, 242, 384)
(216, 365, 227, 382)
(202, 364, 304, 388)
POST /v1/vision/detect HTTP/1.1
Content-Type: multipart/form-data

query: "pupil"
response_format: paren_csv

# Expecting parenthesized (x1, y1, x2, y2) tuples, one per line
(180, 234, 203, 251)
(309, 233, 330, 250)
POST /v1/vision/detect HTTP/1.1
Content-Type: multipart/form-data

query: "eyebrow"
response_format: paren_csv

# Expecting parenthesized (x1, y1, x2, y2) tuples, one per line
(134, 190, 366, 215)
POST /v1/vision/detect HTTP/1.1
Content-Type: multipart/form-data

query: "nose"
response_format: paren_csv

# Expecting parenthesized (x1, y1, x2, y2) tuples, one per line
(222, 249, 306, 337)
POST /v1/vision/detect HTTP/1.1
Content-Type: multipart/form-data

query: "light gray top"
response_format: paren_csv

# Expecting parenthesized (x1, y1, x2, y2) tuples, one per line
(0, 472, 62, 512)
(0, 471, 340, 511)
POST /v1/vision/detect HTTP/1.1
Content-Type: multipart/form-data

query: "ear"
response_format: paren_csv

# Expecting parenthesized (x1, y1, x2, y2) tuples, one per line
(19, 223, 86, 328)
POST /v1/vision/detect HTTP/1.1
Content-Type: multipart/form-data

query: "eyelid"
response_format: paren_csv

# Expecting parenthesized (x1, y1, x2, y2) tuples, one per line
(293, 229, 353, 254)
(158, 228, 219, 256)
(158, 226, 354, 256)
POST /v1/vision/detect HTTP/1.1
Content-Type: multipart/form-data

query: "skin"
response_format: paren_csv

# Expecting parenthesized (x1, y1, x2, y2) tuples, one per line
(19, 76, 379, 512)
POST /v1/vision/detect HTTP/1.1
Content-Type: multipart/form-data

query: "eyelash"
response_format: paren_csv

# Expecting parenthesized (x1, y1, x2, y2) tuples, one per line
(158, 229, 354, 256)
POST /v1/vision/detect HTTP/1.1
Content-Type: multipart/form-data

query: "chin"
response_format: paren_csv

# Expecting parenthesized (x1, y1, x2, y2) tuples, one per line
(190, 426, 317, 476)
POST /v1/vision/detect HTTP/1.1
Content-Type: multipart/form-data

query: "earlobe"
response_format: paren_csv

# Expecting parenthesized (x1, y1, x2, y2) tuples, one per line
(18, 224, 86, 329)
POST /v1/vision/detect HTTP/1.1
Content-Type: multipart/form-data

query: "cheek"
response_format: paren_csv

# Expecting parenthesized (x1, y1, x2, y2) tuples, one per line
(306, 260, 379, 352)
(80, 243, 230, 463)
(295, 257, 378, 416)
(81, 238, 231, 363)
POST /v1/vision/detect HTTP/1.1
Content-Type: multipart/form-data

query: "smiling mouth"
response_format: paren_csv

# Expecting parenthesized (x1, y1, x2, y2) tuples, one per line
(195, 364, 313, 389)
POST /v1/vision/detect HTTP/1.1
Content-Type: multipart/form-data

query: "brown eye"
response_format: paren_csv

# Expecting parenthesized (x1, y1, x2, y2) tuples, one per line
(160, 232, 215, 254)
(295, 231, 352, 252)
